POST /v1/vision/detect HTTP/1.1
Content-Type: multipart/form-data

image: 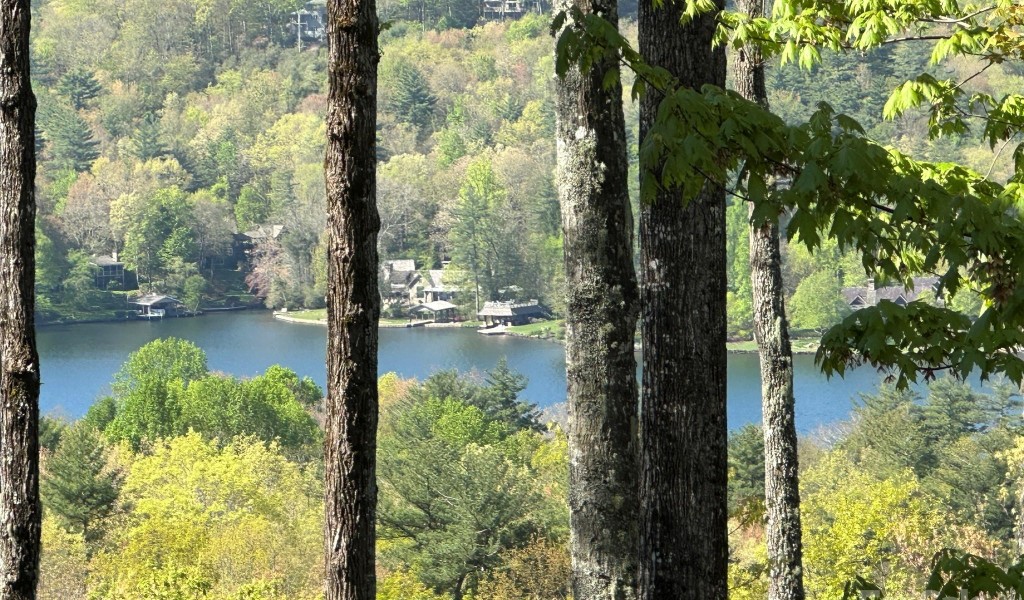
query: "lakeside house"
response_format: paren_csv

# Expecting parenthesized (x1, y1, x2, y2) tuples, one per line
(89, 254, 127, 289)
(477, 299, 547, 327)
(422, 269, 459, 303)
(383, 259, 421, 305)
(130, 294, 184, 319)
(842, 276, 942, 309)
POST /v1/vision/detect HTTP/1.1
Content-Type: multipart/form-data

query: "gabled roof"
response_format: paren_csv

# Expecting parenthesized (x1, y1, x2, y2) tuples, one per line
(242, 225, 284, 240)
(129, 294, 181, 307)
(414, 300, 458, 312)
(477, 300, 547, 318)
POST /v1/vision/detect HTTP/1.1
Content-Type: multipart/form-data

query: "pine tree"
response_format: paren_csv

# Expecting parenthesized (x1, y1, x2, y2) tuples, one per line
(48, 110, 100, 172)
(41, 425, 121, 548)
(57, 68, 101, 110)
(130, 113, 166, 161)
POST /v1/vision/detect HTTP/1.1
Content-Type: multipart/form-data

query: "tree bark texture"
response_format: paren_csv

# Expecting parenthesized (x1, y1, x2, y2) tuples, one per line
(733, 1, 806, 598)
(323, 0, 380, 597)
(637, 1, 728, 598)
(555, 0, 639, 597)
(0, 1, 40, 599)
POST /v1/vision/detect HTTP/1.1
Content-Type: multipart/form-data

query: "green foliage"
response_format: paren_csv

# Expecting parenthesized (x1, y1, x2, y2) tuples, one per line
(106, 337, 208, 447)
(555, 7, 1024, 387)
(41, 424, 122, 547)
(411, 361, 541, 432)
(728, 424, 765, 512)
(103, 338, 321, 454)
(381, 58, 437, 136)
(38, 415, 68, 453)
(45, 107, 100, 173)
(790, 269, 850, 333)
(56, 68, 101, 110)
(130, 113, 167, 161)
(89, 433, 322, 599)
(377, 389, 559, 597)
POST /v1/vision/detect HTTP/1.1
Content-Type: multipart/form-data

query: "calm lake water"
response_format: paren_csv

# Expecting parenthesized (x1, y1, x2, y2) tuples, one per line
(38, 310, 898, 432)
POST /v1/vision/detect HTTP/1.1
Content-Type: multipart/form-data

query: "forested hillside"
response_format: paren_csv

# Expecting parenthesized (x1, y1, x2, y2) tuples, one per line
(32, 0, 1006, 329)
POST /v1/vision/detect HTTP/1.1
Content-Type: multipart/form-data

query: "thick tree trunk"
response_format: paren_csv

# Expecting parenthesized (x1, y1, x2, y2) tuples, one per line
(0, 1, 40, 599)
(637, 1, 728, 598)
(554, 0, 639, 597)
(323, 0, 380, 597)
(732, 4, 806, 598)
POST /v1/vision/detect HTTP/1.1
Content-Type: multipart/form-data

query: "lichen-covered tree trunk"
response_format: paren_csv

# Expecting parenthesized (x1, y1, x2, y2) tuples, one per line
(0, 1, 40, 599)
(733, 3, 805, 597)
(554, 0, 639, 596)
(637, 0, 728, 597)
(323, 0, 380, 597)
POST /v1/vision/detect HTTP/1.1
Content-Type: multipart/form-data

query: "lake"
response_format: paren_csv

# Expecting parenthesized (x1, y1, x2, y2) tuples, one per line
(38, 310, 896, 432)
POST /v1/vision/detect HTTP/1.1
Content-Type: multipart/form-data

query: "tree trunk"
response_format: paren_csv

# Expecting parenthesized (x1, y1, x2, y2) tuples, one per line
(637, 0, 728, 597)
(554, 0, 639, 597)
(732, 2, 806, 598)
(0, 0, 41, 599)
(323, 0, 380, 597)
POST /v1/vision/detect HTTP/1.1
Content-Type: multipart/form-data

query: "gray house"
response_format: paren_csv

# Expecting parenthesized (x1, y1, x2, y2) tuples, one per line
(842, 277, 942, 309)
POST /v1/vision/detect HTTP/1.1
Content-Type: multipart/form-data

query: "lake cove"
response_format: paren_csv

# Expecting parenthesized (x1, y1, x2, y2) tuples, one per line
(40, 310, 906, 432)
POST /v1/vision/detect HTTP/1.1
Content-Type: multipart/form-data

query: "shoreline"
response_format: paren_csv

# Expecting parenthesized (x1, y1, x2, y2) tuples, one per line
(273, 310, 820, 354)
(43, 307, 819, 355)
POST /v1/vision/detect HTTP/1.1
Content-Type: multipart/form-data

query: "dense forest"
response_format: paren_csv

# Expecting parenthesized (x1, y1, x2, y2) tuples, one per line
(30, 0, 999, 330)
(34, 339, 1024, 599)
(11, 0, 1024, 598)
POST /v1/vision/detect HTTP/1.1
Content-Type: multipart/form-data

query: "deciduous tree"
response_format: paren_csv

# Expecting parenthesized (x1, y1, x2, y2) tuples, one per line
(636, 0, 729, 596)
(0, 0, 41, 596)
(323, 0, 381, 595)
(554, 0, 640, 593)
(733, 2, 805, 595)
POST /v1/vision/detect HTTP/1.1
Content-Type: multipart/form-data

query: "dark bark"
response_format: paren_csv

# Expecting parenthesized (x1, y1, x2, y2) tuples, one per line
(733, 2, 806, 597)
(555, 0, 639, 597)
(323, 0, 380, 597)
(0, 0, 40, 599)
(637, 0, 728, 597)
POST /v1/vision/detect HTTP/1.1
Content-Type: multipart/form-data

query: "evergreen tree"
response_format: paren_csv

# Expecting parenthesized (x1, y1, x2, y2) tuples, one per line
(57, 68, 102, 110)
(41, 425, 121, 548)
(48, 109, 100, 173)
(479, 358, 540, 432)
(130, 113, 166, 161)
(383, 59, 436, 136)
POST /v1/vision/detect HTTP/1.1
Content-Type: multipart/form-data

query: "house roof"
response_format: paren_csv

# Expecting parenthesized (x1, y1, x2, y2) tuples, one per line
(242, 224, 284, 240)
(414, 300, 458, 312)
(387, 259, 417, 272)
(477, 300, 547, 317)
(841, 276, 940, 306)
(842, 288, 867, 305)
(89, 255, 123, 267)
(129, 294, 181, 307)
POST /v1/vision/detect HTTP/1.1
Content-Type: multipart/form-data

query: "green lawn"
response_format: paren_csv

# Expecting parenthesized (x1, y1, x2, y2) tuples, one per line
(506, 319, 565, 339)
(726, 336, 820, 354)
(280, 309, 326, 321)
(280, 309, 423, 327)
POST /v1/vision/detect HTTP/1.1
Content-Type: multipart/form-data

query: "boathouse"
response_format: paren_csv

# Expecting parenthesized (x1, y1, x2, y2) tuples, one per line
(130, 294, 183, 319)
(412, 300, 458, 323)
(477, 300, 547, 327)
